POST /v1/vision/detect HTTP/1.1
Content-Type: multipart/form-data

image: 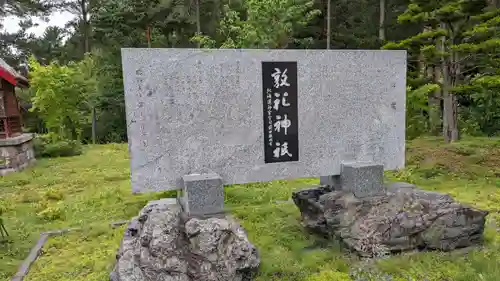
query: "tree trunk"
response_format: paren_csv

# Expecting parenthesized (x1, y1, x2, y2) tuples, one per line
(146, 26, 151, 48)
(418, 54, 425, 78)
(429, 65, 442, 135)
(450, 50, 460, 141)
(442, 63, 452, 143)
(443, 90, 459, 143)
(441, 29, 459, 143)
(379, 0, 385, 41)
(419, 26, 432, 78)
(425, 25, 441, 135)
(91, 106, 96, 144)
(196, 0, 201, 48)
(81, 0, 89, 54)
(327, 0, 331, 49)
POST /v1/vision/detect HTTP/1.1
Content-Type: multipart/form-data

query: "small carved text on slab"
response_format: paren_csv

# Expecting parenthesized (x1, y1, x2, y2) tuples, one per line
(262, 61, 299, 163)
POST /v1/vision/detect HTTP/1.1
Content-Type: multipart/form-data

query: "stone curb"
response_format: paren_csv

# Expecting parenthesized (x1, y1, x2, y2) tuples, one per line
(10, 220, 129, 281)
(0, 133, 34, 147)
(10, 233, 48, 281)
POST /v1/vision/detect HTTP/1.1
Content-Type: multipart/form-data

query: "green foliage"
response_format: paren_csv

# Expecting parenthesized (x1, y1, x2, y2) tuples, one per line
(0, 0, 52, 17)
(13, 0, 496, 142)
(36, 203, 65, 221)
(29, 55, 98, 141)
(92, 0, 198, 49)
(0, 202, 6, 216)
(44, 188, 65, 201)
(43, 140, 83, 158)
(388, 0, 493, 68)
(406, 84, 440, 139)
(90, 50, 128, 143)
(0, 202, 7, 239)
(192, 0, 320, 49)
(385, 0, 500, 140)
(384, 29, 447, 50)
(33, 133, 83, 158)
(457, 75, 500, 136)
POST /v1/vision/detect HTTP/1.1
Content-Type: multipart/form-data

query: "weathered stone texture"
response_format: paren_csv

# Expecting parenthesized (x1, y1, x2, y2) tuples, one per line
(292, 183, 489, 257)
(0, 134, 35, 176)
(111, 199, 260, 281)
(122, 49, 407, 192)
(180, 173, 225, 216)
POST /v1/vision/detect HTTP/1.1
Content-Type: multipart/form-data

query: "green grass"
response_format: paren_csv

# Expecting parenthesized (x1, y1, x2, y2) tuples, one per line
(0, 138, 499, 281)
(26, 226, 125, 281)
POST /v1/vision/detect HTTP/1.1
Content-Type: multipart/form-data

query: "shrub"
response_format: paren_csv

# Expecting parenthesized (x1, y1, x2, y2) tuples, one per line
(36, 203, 65, 221)
(43, 140, 82, 157)
(33, 133, 82, 158)
(18, 191, 42, 203)
(44, 188, 64, 201)
(406, 84, 438, 140)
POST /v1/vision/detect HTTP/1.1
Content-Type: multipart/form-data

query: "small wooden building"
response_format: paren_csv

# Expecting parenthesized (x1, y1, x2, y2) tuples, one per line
(0, 58, 35, 176)
(0, 58, 29, 139)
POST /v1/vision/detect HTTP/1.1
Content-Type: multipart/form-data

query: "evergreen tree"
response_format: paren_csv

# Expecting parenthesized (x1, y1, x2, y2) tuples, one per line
(385, 0, 495, 142)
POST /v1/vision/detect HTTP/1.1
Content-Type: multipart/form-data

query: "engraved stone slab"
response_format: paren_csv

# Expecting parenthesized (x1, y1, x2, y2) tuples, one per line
(122, 48, 406, 192)
(340, 162, 384, 197)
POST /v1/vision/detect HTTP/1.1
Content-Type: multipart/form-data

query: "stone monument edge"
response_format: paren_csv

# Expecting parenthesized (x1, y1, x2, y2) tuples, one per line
(121, 48, 141, 196)
(120, 48, 408, 62)
(121, 48, 408, 193)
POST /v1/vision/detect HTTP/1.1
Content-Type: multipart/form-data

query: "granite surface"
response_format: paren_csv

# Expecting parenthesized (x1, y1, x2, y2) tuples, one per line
(319, 175, 341, 190)
(0, 134, 36, 176)
(340, 162, 385, 198)
(0, 133, 34, 146)
(181, 173, 224, 215)
(122, 49, 406, 192)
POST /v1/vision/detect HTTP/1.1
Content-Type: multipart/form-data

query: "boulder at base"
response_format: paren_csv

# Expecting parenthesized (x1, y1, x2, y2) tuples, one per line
(292, 183, 489, 257)
(110, 199, 260, 281)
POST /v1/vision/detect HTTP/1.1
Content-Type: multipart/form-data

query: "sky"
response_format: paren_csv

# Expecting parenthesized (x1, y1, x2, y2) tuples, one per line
(1, 11, 74, 37)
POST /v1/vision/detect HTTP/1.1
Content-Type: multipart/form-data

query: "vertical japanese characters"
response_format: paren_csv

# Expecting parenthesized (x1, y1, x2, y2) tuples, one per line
(262, 62, 299, 163)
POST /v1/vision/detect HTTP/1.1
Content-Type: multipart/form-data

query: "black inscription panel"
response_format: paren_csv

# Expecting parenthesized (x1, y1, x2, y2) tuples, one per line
(262, 61, 299, 163)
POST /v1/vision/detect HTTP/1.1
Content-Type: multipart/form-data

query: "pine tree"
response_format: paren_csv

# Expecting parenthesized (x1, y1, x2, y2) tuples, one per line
(385, 0, 495, 143)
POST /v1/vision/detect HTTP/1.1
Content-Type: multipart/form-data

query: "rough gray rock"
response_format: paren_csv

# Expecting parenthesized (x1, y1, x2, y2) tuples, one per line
(292, 183, 488, 257)
(110, 199, 260, 281)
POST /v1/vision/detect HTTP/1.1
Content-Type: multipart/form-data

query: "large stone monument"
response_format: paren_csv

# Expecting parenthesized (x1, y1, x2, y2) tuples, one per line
(122, 48, 407, 216)
(117, 48, 487, 280)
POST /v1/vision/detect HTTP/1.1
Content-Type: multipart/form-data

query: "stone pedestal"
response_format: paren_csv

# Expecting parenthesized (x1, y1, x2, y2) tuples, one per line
(0, 133, 35, 176)
(178, 173, 225, 216)
(292, 184, 489, 257)
(111, 199, 260, 281)
(319, 175, 341, 190)
(340, 162, 384, 198)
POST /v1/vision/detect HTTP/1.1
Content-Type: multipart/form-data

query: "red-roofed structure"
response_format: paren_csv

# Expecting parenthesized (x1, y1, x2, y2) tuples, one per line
(0, 58, 29, 139)
(0, 58, 35, 176)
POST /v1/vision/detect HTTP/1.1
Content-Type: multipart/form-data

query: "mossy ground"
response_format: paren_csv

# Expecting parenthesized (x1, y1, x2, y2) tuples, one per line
(0, 138, 499, 281)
